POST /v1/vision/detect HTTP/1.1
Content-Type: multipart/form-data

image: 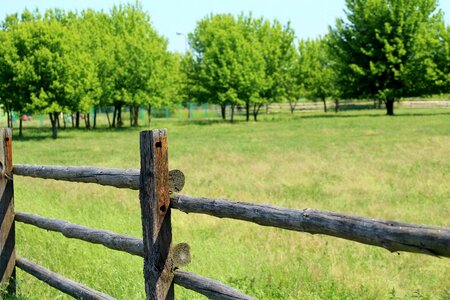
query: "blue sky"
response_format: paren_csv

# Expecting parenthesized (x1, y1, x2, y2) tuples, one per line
(1, 0, 449, 52)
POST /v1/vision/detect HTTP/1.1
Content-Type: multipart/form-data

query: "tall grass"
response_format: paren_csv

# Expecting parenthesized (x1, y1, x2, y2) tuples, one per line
(8, 108, 450, 299)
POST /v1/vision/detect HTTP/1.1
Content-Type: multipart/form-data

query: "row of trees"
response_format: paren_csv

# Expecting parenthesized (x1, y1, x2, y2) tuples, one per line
(0, 3, 180, 138)
(0, 0, 449, 138)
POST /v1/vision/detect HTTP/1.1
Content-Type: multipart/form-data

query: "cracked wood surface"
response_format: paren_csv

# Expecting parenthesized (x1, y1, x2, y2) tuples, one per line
(171, 194, 450, 258)
(13, 164, 184, 193)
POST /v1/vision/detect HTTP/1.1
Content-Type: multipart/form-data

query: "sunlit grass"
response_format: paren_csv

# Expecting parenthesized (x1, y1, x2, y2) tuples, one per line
(8, 108, 450, 299)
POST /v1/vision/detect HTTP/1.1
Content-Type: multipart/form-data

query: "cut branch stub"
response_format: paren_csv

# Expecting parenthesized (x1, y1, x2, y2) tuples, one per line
(168, 169, 185, 193)
(172, 243, 191, 269)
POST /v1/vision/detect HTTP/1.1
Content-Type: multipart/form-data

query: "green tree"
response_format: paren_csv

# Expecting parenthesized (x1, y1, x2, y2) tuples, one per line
(329, 0, 442, 115)
(3, 11, 72, 138)
(297, 37, 337, 113)
(189, 14, 265, 122)
(253, 18, 297, 120)
(434, 24, 450, 94)
(107, 3, 170, 127)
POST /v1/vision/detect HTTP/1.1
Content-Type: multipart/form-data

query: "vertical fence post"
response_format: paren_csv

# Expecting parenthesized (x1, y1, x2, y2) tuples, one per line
(139, 129, 173, 299)
(0, 129, 15, 294)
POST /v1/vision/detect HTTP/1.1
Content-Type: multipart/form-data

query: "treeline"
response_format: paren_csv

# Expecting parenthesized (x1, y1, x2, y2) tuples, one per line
(1, 0, 449, 138)
(0, 3, 180, 138)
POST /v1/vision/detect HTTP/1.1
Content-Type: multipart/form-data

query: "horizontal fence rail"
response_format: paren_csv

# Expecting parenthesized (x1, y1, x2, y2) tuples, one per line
(14, 211, 255, 300)
(16, 257, 115, 300)
(171, 194, 450, 258)
(15, 212, 144, 256)
(13, 164, 185, 193)
(174, 270, 256, 300)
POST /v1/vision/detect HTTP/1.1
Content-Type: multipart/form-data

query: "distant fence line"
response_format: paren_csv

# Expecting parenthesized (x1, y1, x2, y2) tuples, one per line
(1, 128, 449, 299)
(4, 99, 450, 128)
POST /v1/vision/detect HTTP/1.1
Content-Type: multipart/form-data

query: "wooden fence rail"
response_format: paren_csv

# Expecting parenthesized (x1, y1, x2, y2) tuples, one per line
(16, 257, 115, 300)
(13, 164, 185, 193)
(171, 195, 450, 258)
(3, 127, 449, 300)
(15, 212, 254, 300)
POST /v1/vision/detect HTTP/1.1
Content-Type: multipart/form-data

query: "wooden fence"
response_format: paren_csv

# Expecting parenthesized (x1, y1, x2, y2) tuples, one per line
(0, 128, 449, 299)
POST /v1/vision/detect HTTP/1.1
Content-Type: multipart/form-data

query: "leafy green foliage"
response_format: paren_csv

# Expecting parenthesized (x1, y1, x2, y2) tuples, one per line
(329, 0, 443, 115)
(0, 4, 173, 135)
(297, 36, 337, 112)
(188, 14, 297, 121)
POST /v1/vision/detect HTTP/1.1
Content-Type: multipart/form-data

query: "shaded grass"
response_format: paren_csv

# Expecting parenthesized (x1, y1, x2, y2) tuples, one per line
(8, 108, 450, 299)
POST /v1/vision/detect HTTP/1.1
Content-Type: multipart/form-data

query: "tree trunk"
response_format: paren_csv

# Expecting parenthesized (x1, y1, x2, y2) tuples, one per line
(253, 104, 263, 121)
(49, 113, 58, 139)
(85, 113, 91, 129)
(335, 99, 339, 113)
(220, 105, 226, 120)
(56, 113, 61, 129)
(230, 105, 235, 123)
(386, 99, 395, 116)
(106, 108, 111, 128)
(6, 109, 11, 128)
(322, 98, 327, 113)
(187, 102, 191, 119)
(117, 106, 123, 127)
(132, 106, 139, 127)
(245, 101, 250, 122)
(71, 113, 75, 128)
(112, 107, 117, 128)
(288, 99, 297, 114)
(93, 108, 97, 129)
(19, 116, 23, 138)
(76, 112, 80, 128)
(130, 106, 133, 127)
(62, 113, 66, 129)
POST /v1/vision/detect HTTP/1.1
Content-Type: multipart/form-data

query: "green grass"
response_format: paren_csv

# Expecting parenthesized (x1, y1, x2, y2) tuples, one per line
(6, 108, 450, 299)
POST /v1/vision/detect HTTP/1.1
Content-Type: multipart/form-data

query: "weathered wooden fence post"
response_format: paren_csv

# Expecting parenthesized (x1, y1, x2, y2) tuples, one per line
(139, 129, 174, 300)
(0, 129, 15, 294)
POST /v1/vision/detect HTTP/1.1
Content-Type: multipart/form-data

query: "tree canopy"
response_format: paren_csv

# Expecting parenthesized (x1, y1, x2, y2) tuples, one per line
(328, 0, 443, 115)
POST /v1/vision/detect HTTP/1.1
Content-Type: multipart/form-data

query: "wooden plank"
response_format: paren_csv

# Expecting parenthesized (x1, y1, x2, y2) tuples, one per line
(0, 128, 15, 293)
(15, 211, 144, 256)
(16, 257, 115, 300)
(15, 213, 254, 299)
(139, 129, 174, 299)
(171, 194, 450, 258)
(174, 270, 256, 300)
(13, 165, 185, 193)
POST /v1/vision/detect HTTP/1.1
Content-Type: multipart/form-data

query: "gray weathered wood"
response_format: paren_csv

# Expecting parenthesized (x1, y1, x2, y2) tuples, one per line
(16, 257, 115, 300)
(15, 211, 144, 256)
(171, 194, 450, 258)
(174, 270, 256, 300)
(14, 213, 255, 299)
(139, 129, 174, 299)
(13, 164, 185, 193)
(0, 128, 15, 293)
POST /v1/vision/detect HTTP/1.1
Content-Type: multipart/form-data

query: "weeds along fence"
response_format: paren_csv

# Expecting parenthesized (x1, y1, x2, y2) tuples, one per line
(0, 128, 449, 299)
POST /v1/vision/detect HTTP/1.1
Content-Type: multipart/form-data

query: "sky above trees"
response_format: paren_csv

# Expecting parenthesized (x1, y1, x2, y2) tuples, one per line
(1, 0, 449, 52)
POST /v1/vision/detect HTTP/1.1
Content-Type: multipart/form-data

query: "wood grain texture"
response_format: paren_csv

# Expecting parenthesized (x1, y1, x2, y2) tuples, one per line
(13, 165, 185, 193)
(15, 211, 144, 256)
(171, 194, 450, 258)
(174, 270, 256, 300)
(0, 128, 15, 293)
(14, 213, 254, 299)
(16, 257, 115, 300)
(139, 129, 174, 299)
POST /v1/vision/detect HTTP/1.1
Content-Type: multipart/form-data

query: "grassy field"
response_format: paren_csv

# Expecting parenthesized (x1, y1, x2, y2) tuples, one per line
(6, 108, 450, 299)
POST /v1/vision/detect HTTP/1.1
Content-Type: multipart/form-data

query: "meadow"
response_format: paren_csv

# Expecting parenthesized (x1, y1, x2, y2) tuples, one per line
(7, 108, 450, 299)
